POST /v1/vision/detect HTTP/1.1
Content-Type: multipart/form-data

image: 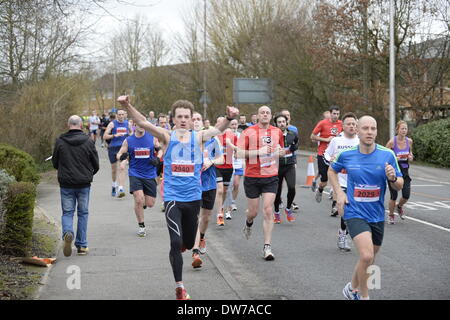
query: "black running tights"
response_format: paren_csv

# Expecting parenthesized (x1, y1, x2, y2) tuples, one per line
(274, 165, 296, 212)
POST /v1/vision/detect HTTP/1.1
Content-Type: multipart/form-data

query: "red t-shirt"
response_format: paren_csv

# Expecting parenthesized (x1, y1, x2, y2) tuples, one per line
(216, 130, 237, 169)
(238, 125, 284, 178)
(312, 119, 343, 156)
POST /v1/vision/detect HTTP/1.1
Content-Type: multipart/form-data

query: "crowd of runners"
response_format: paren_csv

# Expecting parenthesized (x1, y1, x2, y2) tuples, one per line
(57, 97, 414, 301)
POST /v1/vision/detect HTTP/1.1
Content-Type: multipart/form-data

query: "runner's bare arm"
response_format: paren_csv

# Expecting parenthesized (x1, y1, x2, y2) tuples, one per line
(117, 95, 169, 144)
(311, 132, 332, 143)
(328, 167, 347, 216)
(116, 139, 129, 161)
(200, 106, 239, 142)
(103, 121, 115, 140)
(385, 138, 394, 149)
(408, 138, 414, 161)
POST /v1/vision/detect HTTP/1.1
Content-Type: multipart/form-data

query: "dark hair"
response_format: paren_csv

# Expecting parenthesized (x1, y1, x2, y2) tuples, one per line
(329, 105, 340, 112)
(171, 100, 194, 118)
(342, 112, 357, 122)
(273, 113, 288, 127)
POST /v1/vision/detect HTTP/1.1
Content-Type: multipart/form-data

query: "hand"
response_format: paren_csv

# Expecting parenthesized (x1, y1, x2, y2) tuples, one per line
(117, 95, 130, 107)
(258, 145, 271, 156)
(226, 106, 239, 119)
(336, 191, 348, 216)
(202, 158, 213, 171)
(408, 154, 414, 161)
(385, 162, 396, 181)
(276, 146, 285, 157)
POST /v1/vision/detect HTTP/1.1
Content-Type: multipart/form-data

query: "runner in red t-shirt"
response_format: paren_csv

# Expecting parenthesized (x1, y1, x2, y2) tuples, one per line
(310, 106, 342, 203)
(236, 106, 284, 261)
(214, 117, 237, 226)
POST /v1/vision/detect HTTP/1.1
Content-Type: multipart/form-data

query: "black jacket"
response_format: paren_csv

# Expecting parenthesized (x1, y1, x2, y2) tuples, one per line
(279, 129, 299, 166)
(52, 130, 99, 188)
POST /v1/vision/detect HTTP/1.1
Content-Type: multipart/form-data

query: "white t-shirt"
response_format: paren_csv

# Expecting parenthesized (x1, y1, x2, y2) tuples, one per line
(89, 116, 100, 130)
(324, 135, 359, 188)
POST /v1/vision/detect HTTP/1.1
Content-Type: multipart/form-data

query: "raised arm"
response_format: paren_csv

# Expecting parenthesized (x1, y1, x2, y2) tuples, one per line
(201, 106, 239, 142)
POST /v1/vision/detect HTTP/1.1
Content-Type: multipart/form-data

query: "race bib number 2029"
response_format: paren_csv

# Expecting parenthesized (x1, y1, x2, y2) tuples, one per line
(354, 184, 380, 202)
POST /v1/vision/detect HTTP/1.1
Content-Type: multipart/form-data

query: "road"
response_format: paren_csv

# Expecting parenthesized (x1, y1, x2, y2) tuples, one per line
(36, 147, 450, 300)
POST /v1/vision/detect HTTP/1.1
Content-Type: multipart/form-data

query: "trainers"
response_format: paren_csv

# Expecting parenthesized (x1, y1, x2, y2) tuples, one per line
(263, 245, 275, 261)
(225, 210, 232, 220)
(273, 212, 281, 224)
(192, 252, 203, 268)
(343, 282, 360, 300)
(137, 227, 146, 237)
(328, 189, 334, 200)
(311, 180, 317, 192)
(77, 247, 89, 255)
(217, 214, 225, 226)
(397, 205, 405, 220)
(315, 190, 323, 203)
(111, 186, 117, 197)
(388, 215, 396, 225)
(243, 224, 252, 240)
(231, 204, 237, 211)
(343, 233, 352, 251)
(292, 203, 299, 211)
(285, 208, 295, 222)
(161, 202, 165, 212)
(331, 206, 339, 217)
(63, 232, 73, 257)
(118, 188, 125, 198)
(175, 287, 191, 300)
(338, 230, 351, 251)
(199, 238, 207, 254)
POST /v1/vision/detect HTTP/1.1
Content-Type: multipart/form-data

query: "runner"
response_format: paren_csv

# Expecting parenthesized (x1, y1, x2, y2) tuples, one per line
(88, 110, 101, 143)
(237, 105, 285, 261)
(227, 119, 244, 213)
(324, 112, 359, 251)
(237, 115, 249, 132)
(99, 113, 110, 148)
(191, 112, 224, 268)
(385, 120, 413, 224)
(103, 109, 133, 198)
(311, 110, 331, 192)
(117, 95, 238, 300)
(310, 106, 342, 202)
(273, 113, 298, 223)
(214, 116, 237, 225)
(116, 122, 159, 237)
(328, 115, 403, 300)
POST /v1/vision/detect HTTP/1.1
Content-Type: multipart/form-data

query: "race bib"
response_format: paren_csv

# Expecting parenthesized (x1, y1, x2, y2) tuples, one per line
(233, 158, 243, 169)
(117, 127, 127, 135)
(171, 160, 195, 177)
(284, 148, 293, 158)
(134, 148, 150, 159)
(354, 184, 380, 202)
(260, 153, 276, 168)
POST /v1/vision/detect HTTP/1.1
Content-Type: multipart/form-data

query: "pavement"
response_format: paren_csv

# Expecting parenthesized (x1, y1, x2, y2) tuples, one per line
(35, 146, 450, 300)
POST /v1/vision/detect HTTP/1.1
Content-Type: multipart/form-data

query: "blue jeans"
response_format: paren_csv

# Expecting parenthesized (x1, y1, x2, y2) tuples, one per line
(60, 187, 90, 248)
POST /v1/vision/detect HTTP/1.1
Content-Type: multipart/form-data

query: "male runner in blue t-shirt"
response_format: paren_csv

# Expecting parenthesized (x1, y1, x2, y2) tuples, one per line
(328, 116, 403, 300)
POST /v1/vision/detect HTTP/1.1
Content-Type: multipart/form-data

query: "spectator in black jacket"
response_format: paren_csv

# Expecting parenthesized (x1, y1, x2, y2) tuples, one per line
(52, 115, 99, 257)
(273, 114, 299, 223)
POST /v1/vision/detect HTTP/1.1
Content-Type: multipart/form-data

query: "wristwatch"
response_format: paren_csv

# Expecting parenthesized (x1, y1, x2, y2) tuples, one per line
(388, 177, 397, 183)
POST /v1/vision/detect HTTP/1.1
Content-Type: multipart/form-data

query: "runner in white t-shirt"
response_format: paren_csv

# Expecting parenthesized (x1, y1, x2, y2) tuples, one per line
(89, 111, 101, 143)
(324, 112, 359, 251)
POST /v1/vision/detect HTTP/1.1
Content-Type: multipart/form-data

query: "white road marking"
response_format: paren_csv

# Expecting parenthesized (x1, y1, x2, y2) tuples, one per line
(411, 184, 443, 187)
(386, 211, 450, 233)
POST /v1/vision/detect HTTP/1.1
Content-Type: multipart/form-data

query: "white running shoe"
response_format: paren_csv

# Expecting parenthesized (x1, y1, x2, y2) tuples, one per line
(328, 189, 333, 200)
(225, 210, 232, 220)
(243, 224, 252, 240)
(337, 230, 346, 250)
(343, 282, 360, 300)
(263, 245, 275, 261)
(137, 227, 146, 237)
(343, 234, 352, 251)
(315, 190, 323, 203)
(231, 204, 237, 211)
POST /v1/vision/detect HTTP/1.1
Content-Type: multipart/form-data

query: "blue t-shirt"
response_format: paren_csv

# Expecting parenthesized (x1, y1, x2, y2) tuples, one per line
(127, 132, 157, 179)
(331, 144, 402, 223)
(201, 137, 223, 191)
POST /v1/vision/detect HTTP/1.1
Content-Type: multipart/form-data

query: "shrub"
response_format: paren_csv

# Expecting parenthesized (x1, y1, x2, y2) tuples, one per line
(411, 118, 450, 168)
(0, 144, 39, 185)
(0, 182, 37, 257)
(0, 169, 16, 233)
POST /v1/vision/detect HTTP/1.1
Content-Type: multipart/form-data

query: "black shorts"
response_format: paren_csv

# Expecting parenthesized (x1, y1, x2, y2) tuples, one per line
(201, 189, 217, 210)
(216, 168, 233, 186)
(345, 218, 385, 246)
(90, 129, 98, 135)
(244, 176, 279, 199)
(129, 176, 157, 197)
(108, 146, 121, 164)
(317, 155, 329, 182)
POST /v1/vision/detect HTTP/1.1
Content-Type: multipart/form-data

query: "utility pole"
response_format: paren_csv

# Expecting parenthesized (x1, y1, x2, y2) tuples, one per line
(203, 0, 208, 120)
(389, 0, 396, 139)
(113, 44, 117, 112)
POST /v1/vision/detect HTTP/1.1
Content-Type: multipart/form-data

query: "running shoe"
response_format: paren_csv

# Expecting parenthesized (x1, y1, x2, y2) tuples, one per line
(397, 205, 405, 220)
(273, 212, 281, 224)
(315, 190, 323, 203)
(63, 232, 73, 257)
(231, 204, 237, 211)
(343, 234, 352, 252)
(311, 180, 317, 192)
(225, 210, 232, 220)
(263, 245, 275, 261)
(137, 227, 146, 237)
(111, 186, 117, 197)
(331, 206, 339, 217)
(292, 202, 299, 211)
(338, 230, 346, 250)
(243, 224, 252, 240)
(217, 214, 225, 226)
(199, 238, 207, 254)
(161, 202, 165, 212)
(285, 208, 295, 222)
(118, 188, 125, 198)
(77, 247, 89, 255)
(328, 189, 333, 200)
(388, 215, 396, 225)
(343, 282, 360, 300)
(176, 287, 191, 300)
(192, 252, 202, 268)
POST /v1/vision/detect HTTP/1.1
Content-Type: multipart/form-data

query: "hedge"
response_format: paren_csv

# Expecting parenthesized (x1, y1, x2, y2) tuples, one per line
(0, 182, 36, 257)
(411, 118, 450, 168)
(0, 143, 39, 185)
